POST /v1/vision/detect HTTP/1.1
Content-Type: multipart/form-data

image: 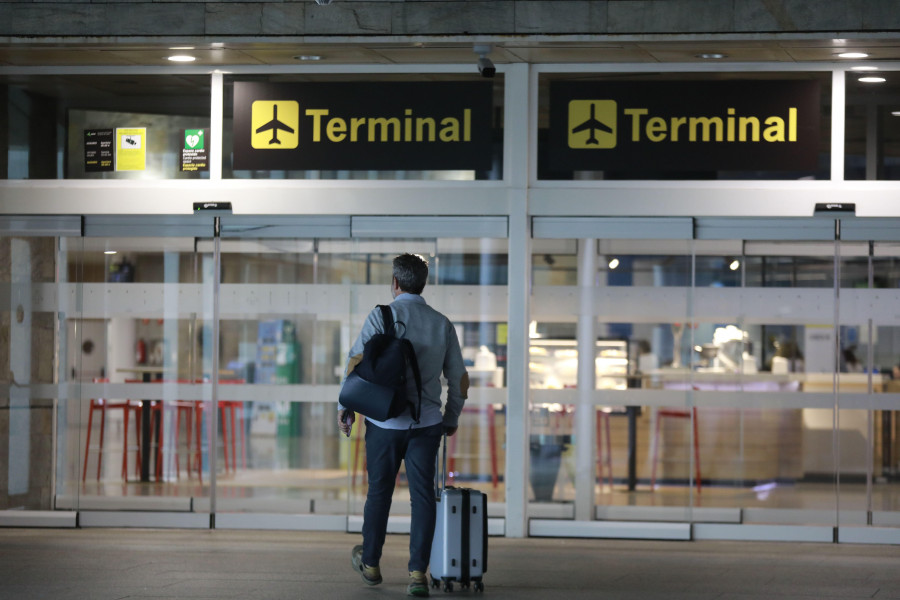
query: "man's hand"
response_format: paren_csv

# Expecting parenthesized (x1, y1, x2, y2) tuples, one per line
(443, 425, 458, 437)
(338, 409, 355, 437)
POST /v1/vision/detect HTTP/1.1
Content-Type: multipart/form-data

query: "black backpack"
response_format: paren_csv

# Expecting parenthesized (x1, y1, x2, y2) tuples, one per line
(339, 305, 423, 423)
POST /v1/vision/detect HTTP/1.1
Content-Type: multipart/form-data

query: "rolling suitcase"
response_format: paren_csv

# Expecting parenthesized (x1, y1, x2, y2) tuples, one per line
(430, 433, 487, 593)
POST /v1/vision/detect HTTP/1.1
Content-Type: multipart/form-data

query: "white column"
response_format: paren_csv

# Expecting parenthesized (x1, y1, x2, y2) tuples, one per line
(831, 69, 845, 182)
(575, 239, 597, 521)
(210, 72, 224, 181)
(504, 63, 531, 538)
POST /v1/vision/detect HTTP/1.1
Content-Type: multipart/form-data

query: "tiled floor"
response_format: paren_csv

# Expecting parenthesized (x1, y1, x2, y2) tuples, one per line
(1, 527, 899, 599)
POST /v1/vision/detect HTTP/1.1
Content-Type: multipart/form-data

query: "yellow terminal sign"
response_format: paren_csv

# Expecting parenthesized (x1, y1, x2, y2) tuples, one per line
(251, 101, 299, 149)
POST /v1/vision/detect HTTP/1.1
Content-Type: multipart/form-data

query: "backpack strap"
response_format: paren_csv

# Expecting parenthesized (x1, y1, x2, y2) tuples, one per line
(378, 304, 394, 334)
(378, 304, 423, 424)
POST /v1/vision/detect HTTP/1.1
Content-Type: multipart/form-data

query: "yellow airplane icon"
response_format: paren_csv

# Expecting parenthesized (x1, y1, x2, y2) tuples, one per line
(568, 100, 617, 149)
(251, 101, 299, 149)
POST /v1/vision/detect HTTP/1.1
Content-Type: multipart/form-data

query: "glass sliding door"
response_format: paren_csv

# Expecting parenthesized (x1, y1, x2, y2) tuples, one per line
(529, 216, 869, 540)
(63, 216, 215, 525)
(693, 231, 839, 534)
(209, 217, 508, 532)
(837, 220, 900, 543)
(529, 218, 696, 530)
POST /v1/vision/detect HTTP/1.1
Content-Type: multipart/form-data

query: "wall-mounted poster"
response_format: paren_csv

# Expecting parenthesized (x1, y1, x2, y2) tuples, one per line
(182, 128, 209, 172)
(84, 129, 114, 172)
(115, 127, 146, 171)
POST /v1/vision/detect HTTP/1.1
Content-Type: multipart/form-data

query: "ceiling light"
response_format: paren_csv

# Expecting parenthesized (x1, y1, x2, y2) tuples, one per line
(859, 76, 886, 83)
(729, 259, 740, 271)
(104, 250, 117, 255)
(696, 53, 727, 60)
(294, 55, 322, 61)
(851, 65, 879, 71)
(892, 111, 900, 117)
(167, 55, 196, 62)
(169, 46, 195, 51)
(608, 258, 620, 270)
(838, 52, 869, 59)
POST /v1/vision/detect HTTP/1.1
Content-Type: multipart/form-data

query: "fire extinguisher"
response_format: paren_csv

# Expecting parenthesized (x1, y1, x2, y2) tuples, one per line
(136, 338, 147, 365)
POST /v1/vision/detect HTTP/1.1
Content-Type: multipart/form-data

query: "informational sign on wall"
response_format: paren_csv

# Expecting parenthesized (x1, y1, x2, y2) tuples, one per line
(181, 128, 209, 172)
(84, 129, 114, 172)
(232, 82, 494, 171)
(549, 80, 821, 172)
(115, 127, 146, 171)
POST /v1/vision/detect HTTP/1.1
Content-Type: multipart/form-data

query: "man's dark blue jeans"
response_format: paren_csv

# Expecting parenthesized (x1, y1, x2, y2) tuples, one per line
(362, 420, 443, 573)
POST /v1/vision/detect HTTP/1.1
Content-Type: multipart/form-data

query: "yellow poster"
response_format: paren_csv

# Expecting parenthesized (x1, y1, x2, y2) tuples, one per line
(115, 128, 146, 171)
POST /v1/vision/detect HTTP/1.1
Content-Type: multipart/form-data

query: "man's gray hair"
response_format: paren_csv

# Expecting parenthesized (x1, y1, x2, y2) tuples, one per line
(393, 253, 429, 295)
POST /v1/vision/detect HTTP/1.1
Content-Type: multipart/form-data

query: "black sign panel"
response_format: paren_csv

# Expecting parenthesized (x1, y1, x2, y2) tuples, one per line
(549, 80, 820, 172)
(233, 82, 493, 171)
(84, 129, 114, 172)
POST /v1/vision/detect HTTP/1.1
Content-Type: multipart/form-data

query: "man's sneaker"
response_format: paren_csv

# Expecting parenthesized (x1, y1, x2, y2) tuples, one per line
(407, 570, 429, 597)
(351, 545, 382, 586)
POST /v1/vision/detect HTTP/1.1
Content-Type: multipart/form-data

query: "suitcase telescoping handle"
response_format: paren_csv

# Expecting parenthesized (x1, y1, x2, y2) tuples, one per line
(435, 432, 449, 499)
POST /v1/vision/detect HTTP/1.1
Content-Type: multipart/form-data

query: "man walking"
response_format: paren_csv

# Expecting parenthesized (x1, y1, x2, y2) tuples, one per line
(338, 253, 469, 597)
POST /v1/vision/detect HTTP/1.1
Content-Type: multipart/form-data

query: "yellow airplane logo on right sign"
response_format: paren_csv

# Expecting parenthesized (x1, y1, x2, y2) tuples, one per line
(251, 101, 299, 149)
(568, 100, 617, 149)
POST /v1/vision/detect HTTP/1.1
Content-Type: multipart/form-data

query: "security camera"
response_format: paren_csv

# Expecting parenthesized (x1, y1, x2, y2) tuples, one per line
(477, 56, 496, 78)
(473, 44, 495, 78)
(314, 0, 332, 5)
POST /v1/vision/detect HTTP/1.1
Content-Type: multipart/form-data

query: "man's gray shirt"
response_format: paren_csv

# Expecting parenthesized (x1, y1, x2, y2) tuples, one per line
(340, 293, 469, 430)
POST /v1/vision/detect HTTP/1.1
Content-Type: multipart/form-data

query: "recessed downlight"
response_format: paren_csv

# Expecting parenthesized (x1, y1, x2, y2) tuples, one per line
(697, 53, 727, 60)
(167, 54, 196, 62)
(293, 55, 322, 61)
(859, 76, 886, 83)
(851, 65, 879, 71)
(838, 52, 869, 59)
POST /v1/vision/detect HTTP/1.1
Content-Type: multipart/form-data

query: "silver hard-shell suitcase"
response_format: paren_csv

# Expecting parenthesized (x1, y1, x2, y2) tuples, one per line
(430, 434, 487, 593)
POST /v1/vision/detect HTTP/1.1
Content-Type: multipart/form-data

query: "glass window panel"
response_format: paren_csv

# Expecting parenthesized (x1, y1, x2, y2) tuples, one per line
(844, 71, 900, 180)
(0, 75, 211, 180)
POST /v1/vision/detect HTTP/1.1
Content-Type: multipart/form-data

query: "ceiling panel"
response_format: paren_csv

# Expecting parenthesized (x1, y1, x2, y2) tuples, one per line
(2, 38, 900, 68)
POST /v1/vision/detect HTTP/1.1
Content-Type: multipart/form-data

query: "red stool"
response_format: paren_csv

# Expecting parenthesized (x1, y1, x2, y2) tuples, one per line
(650, 407, 701, 493)
(82, 378, 142, 482)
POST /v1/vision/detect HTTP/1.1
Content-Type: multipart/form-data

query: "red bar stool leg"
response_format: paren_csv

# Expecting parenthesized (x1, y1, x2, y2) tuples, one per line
(122, 405, 130, 480)
(82, 401, 96, 483)
(97, 405, 106, 481)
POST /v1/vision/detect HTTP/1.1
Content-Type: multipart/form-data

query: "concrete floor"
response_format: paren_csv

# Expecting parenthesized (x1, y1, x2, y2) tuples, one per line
(1, 528, 899, 600)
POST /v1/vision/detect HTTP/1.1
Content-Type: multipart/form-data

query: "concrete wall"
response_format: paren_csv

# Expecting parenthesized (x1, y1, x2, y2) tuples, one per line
(1, 1, 899, 39)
